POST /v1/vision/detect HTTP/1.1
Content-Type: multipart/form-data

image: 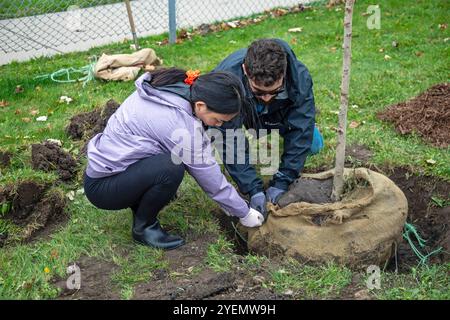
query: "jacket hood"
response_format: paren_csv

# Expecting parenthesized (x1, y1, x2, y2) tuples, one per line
(135, 72, 193, 115)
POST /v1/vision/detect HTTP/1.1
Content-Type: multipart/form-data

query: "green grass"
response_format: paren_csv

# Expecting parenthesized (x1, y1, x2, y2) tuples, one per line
(205, 235, 235, 273)
(377, 264, 450, 300)
(0, 0, 449, 299)
(269, 259, 353, 299)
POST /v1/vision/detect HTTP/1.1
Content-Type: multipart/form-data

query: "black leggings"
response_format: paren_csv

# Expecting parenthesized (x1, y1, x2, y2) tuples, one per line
(84, 154, 185, 226)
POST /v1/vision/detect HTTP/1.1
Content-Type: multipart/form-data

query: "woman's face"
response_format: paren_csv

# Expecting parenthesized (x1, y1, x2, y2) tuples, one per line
(194, 101, 238, 127)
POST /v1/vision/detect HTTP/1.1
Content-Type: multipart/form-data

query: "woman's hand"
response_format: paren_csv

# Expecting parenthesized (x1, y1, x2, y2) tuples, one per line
(240, 208, 264, 227)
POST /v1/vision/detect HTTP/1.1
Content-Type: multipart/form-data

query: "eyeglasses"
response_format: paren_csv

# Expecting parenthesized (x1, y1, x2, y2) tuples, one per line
(247, 78, 285, 98)
(252, 86, 285, 97)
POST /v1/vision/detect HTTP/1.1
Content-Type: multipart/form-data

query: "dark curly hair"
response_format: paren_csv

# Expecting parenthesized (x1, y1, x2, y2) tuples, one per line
(243, 39, 287, 87)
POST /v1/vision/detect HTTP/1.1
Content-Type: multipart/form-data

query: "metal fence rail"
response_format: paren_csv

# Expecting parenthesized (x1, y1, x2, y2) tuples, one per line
(0, 0, 311, 65)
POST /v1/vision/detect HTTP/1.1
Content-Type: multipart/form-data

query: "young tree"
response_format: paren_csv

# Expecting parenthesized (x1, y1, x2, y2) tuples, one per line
(331, 0, 355, 201)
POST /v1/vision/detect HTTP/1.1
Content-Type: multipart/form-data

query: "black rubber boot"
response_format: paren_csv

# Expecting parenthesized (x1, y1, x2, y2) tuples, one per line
(132, 220, 185, 250)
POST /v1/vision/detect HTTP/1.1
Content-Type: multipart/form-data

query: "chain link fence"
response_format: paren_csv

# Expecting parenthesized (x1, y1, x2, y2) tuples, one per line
(0, 0, 312, 65)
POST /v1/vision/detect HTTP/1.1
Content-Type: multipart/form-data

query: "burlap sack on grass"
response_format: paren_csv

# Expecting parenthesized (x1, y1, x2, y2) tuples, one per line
(94, 48, 163, 81)
(245, 168, 408, 268)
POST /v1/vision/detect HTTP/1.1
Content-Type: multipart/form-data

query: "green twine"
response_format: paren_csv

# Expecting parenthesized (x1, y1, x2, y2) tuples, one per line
(403, 222, 443, 267)
(34, 56, 97, 87)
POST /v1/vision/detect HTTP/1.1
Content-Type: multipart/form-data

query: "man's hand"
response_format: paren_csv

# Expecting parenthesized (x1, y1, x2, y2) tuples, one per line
(266, 186, 286, 204)
(250, 192, 267, 219)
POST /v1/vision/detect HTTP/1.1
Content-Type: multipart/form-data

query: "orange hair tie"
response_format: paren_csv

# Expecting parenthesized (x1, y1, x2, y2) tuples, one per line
(184, 69, 200, 85)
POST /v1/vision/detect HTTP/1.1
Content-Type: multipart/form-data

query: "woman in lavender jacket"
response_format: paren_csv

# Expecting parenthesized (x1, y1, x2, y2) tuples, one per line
(84, 68, 264, 250)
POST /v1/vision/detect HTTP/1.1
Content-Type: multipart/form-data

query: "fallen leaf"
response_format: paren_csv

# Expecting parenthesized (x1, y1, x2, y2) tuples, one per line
(66, 191, 75, 201)
(290, 38, 297, 44)
(0, 100, 9, 107)
(227, 21, 238, 28)
(59, 96, 73, 104)
(30, 109, 39, 116)
(438, 23, 447, 30)
(50, 249, 59, 259)
(288, 27, 303, 33)
(170, 271, 185, 277)
(35, 86, 42, 92)
(178, 29, 191, 40)
(384, 54, 392, 60)
(330, 47, 337, 53)
(14, 109, 21, 115)
(21, 117, 31, 123)
(354, 289, 370, 300)
(253, 275, 265, 284)
(46, 138, 62, 146)
(283, 289, 294, 296)
(349, 121, 360, 128)
(15, 85, 24, 94)
(426, 159, 436, 165)
(220, 22, 230, 31)
(379, 48, 384, 53)
(415, 51, 424, 57)
(392, 41, 399, 48)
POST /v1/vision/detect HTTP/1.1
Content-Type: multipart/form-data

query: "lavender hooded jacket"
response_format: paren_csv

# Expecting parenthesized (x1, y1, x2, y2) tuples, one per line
(86, 73, 249, 218)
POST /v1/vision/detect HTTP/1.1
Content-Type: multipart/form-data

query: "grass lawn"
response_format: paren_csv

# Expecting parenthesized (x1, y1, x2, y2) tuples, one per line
(0, 0, 449, 300)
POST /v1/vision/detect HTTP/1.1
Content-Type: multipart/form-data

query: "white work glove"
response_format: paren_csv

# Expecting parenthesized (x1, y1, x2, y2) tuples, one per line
(239, 208, 264, 228)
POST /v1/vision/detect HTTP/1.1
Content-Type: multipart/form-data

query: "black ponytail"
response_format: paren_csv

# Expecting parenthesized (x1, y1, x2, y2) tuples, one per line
(149, 67, 186, 86)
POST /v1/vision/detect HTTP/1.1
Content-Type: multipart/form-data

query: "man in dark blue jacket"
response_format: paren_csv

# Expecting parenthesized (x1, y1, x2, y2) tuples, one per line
(213, 38, 323, 217)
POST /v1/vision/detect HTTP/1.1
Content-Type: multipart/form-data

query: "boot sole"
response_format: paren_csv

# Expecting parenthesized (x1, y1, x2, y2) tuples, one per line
(132, 238, 185, 250)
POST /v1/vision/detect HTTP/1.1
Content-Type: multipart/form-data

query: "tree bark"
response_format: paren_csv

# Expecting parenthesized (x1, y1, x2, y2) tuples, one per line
(331, 0, 355, 201)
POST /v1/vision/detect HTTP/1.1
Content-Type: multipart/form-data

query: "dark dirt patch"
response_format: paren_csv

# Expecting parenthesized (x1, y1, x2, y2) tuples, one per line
(134, 267, 281, 300)
(278, 177, 333, 207)
(5, 181, 48, 221)
(377, 83, 450, 148)
(0, 181, 68, 246)
(134, 267, 236, 300)
(0, 151, 12, 168)
(133, 232, 283, 300)
(164, 232, 218, 270)
(66, 109, 100, 140)
(381, 167, 450, 272)
(65, 99, 120, 155)
(334, 273, 374, 300)
(31, 141, 78, 181)
(345, 144, 373, 164)
(53, 256, 120, 300)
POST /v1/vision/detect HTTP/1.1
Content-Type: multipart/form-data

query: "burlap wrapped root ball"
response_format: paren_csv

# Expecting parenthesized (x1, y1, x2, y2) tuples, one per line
(243, 168, 408, 269)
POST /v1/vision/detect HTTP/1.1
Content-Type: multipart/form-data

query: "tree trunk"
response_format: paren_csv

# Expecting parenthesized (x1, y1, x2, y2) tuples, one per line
(331, 0, 355, 201)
